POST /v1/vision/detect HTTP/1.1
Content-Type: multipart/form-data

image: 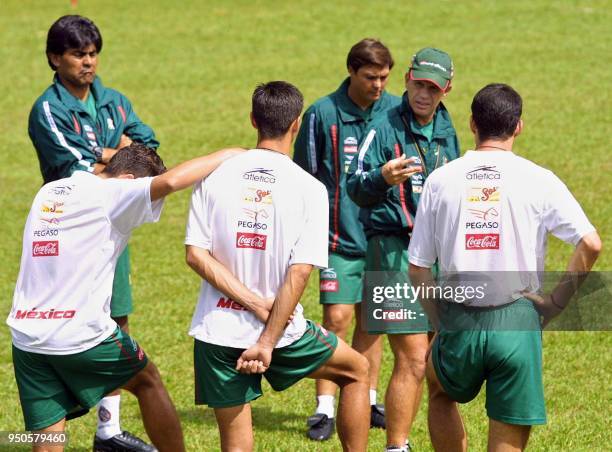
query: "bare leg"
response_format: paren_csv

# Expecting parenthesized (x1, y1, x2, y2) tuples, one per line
(352, 304, 383, 396)
(315, 304, 355, 400)
(385, 333, 428, 447)
(122, 361, 184, 452)
(214, 404, 254, 452)
(33, 418, 66, 452)
(426, 348, 466, 452)
(104, 315, 128, 400)
(488, 419, 531, 452)
(309, 339, 369, 451)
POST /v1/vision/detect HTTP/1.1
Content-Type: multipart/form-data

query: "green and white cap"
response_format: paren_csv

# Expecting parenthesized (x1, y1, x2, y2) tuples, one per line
(408, 47, 454, 91)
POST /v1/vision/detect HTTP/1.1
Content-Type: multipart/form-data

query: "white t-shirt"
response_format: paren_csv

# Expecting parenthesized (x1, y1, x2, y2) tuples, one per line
(7, 171, 163, 354)
(408, 150, 595, 306)
(185, 149, 328, 348)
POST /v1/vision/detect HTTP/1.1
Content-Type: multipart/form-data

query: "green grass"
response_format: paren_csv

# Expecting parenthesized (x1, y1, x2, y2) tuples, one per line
(1, 0, 610, 450)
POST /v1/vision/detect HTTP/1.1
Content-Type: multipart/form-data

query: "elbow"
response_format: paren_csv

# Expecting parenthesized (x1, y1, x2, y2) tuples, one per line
(582, 231, 602, 258)
(185, 246, 199, 270)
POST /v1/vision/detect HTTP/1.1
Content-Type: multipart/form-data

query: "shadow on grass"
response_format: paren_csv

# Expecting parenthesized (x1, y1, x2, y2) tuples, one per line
(178, 405, 305, 434)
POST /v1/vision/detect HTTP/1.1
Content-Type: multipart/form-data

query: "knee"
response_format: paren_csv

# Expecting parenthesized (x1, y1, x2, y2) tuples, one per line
(323, 308, 351, 333)
(394, 354, 427, 382)
(350, 353, 370, 385)
(125, 361, 163, 395)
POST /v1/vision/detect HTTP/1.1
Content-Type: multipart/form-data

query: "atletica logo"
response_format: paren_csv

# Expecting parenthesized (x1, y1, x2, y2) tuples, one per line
(48, 185, 73, 196)
(466, 165, 501, 180)
(13, 308, 76, 319)
(243, 168, 276, 184)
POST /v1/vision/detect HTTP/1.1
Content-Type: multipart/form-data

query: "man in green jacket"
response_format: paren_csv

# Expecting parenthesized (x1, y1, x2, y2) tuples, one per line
(27, 15, 158, 452)
(347, 47, 459, 452)
(294, 38, 401, 441)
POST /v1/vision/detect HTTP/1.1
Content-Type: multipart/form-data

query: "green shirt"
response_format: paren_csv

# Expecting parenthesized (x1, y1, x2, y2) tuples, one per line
(79, 93, 97, 122)
(28, 75, 159, 183)
(347, 93, 460, 238)
(294, 78, 401, 257)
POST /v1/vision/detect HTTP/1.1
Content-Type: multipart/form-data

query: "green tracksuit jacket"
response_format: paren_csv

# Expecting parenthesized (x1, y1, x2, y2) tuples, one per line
(29, 75, 159, 183)
(347, 93, 460, 238)
(294, 78, 401, 257)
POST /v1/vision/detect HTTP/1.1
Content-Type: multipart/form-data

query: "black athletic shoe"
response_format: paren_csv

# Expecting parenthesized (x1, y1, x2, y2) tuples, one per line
(93, 431, 157, 452)
(370, 403, 386, 429)
(306, 413, 335, 441)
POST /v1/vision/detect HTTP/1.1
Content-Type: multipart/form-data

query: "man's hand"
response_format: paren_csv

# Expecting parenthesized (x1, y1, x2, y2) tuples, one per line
(236, 342, 273, 374)
(522, 292, 563, 328)
(382, 154, 423, 186)
(118, 134, 133, 149)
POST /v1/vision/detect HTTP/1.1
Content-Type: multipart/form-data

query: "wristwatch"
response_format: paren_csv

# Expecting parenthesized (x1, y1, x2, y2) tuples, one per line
(92, 145, 103, 162)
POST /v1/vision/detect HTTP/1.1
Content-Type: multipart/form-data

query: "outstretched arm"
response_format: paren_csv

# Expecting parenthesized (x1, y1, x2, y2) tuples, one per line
(150, 148, 243, 201)
(185, 245, 273, 322)
(236, 264, 313, 374)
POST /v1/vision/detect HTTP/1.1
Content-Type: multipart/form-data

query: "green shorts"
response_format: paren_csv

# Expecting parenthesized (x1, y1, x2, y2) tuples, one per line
(319, 252, 365, 304)
(194, 321, 338, 408)
(12, 328, 148, 430)
(432, 299, 546, 425)
(364, 234, 428, 334)
(111, 246, 133, 318)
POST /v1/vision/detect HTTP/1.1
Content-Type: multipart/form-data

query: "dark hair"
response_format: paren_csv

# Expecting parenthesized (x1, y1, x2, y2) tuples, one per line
(252, 81, 304, 139)
(102, 143, 166, 178)
(46, 15, 103, 70)
(471, 83, 523, 141)
(346, 38, 394, 72)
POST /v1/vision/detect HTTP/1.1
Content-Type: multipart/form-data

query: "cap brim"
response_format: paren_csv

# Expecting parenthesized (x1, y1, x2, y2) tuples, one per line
(409, 70, 450, 91)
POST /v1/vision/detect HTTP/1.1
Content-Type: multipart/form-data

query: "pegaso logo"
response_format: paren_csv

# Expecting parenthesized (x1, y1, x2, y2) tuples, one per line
(243, 168, 276, 184)
(466, 165, 501, 180)
(33, 228, 59, 237)
(237, 220, 267, 230)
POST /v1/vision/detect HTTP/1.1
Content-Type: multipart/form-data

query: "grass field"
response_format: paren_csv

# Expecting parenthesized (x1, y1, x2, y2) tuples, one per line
(1, 1, 610, 450)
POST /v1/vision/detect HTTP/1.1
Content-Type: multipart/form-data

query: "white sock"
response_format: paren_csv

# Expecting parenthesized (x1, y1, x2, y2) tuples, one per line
(315, 395, 335, 418)
(96, 395, 122, 440)
(369, 389, 377, 406)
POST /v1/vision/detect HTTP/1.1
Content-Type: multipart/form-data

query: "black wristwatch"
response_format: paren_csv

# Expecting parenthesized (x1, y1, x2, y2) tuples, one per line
(92, 145, 103, 162)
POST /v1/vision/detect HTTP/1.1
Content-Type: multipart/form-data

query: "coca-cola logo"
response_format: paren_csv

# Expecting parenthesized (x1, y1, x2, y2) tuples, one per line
(32, 240, 59, 257)
(465, 234, 499, 250)
(236, 232, 267, 250)
(320, 280, 339, 292)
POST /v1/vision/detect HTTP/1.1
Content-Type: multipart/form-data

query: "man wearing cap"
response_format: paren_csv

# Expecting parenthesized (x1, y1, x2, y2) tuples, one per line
(294, 38, 401, 441)
(27, 15, 158, 451)
(347, 47, 459, 452)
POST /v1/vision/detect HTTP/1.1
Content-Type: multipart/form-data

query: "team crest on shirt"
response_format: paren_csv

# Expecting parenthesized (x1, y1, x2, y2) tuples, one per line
(40, 217, 61, 228)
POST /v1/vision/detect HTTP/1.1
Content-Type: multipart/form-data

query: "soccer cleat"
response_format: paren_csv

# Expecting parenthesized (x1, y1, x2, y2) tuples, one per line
(93, 431, 157, 452)
(306, 413, 335, 441)
(370, 403, 386, 429)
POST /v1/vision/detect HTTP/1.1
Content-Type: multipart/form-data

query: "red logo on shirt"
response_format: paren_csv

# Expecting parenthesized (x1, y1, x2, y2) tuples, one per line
(13, 308, 75, 319)
(216, 297, 248, 311)
(320, 280, 339, 292)
(32, 241, 59, 257)
(236, 233, 267, 250)
(465, 234, 499, 250)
